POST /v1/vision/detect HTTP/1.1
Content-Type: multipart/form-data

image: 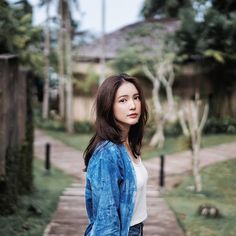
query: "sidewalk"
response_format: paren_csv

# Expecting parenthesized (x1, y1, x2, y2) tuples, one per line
(35, 129, 236, 236)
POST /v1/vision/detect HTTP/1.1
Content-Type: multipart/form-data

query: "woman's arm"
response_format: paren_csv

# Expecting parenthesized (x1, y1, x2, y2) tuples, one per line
(85, 147, 122, 236)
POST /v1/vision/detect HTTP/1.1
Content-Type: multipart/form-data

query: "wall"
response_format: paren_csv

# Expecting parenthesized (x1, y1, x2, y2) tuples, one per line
(73, 96, 95, 122)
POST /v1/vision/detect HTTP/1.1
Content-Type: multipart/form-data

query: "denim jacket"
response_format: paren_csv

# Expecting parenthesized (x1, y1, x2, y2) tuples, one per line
(84, 141, 137, 236)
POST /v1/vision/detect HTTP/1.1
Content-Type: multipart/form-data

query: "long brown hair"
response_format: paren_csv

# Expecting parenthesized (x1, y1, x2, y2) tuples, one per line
(83, 74, 148, 171)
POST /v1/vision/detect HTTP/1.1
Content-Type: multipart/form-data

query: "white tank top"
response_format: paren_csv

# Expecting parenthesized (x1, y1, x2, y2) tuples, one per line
(130, 158, 148, 226)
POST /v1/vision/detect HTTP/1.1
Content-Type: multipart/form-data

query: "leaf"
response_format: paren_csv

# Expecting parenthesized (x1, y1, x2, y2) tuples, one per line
(203, 50, 225, 63)
(20, 13, 31, 24)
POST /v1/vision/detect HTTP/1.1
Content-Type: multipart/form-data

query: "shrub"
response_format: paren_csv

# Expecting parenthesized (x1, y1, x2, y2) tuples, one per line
(164, 122, 182, 137)
(34, 109, 65, 132)
(74, 121, 94, 133)
(204, 117, 236, 134)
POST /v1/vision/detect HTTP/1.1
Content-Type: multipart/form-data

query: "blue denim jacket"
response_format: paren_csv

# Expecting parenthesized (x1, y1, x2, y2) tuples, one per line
(84, 141, 137, 236)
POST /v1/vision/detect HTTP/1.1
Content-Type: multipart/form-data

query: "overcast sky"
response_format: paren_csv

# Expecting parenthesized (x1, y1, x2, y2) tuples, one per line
(28, 0, 144, 34)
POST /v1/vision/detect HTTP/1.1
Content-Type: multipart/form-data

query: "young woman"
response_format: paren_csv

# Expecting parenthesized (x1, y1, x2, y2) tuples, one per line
(84, 74, 148, 236)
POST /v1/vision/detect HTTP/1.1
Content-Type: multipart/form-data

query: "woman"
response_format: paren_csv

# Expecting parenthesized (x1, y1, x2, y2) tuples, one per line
(84, 74, 148, 236)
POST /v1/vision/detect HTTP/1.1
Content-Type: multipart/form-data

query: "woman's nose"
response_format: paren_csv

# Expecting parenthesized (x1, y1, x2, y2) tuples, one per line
(130, 99, 136, 109)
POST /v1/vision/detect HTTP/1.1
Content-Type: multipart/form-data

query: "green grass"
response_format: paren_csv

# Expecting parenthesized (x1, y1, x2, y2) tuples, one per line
(43, 130, 236, 160)
(46, 130, 93, 152)
(165, 159, 236, 236)
(142, 134, 236, 159)
(0, 159, 73, 236)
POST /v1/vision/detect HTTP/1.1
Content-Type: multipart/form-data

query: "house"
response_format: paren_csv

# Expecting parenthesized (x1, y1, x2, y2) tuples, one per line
(72, 18, 236, 121)
(72, 18, 180, 121)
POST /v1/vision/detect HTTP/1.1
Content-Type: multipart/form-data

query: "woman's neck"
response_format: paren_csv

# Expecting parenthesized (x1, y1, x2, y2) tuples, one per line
(122, 131, 129, 144)
(120, 125, 130, 144)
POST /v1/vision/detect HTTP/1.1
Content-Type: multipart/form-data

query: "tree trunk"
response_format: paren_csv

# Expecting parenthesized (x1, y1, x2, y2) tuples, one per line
(192, 142, 202, 192)
(149, 79, 165, 147)
(65, 11, 74, 133)
(150, 120, 165, 148)
(42, 2, 50, 119)
(58, 25, 65, 119)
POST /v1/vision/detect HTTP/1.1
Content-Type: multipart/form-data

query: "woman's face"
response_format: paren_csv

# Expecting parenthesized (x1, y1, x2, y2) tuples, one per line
(113, 81, 141, 130)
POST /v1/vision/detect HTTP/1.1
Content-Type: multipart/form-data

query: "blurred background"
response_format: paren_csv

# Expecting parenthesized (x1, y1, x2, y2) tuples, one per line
(1, 0, 236, 235)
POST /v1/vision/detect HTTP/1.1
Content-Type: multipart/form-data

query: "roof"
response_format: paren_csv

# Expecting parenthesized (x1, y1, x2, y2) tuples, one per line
(73, 18, 180, 61)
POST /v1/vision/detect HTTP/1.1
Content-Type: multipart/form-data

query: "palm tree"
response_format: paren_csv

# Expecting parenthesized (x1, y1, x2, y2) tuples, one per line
(58, 0, 79, 133)
(58, 0, 66, 120)
(39, 0, 52, 119)
(40, 0, 79, 132)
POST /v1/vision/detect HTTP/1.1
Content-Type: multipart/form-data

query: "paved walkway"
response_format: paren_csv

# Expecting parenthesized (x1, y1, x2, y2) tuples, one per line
(34, 129, 236, 236)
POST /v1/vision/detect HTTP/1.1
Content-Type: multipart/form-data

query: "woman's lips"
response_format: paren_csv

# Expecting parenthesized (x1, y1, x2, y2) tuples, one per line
(127, 113, 138, 118)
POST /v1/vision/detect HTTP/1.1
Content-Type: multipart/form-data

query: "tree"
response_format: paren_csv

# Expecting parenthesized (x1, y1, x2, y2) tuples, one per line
(178, 94, 209, 192)
(140, 0, 191, 19)
(112, 22, 178, 148)
(175, 1, 236, 63)
(173, 0, 236, 118)
(0, 0, 43, 69)
(142, 38, 177, 147)
(212, 0, 236, 13)
(39, 0, 51, 119)
(57, 0, 79, 133)
(39, 0, 79, 132)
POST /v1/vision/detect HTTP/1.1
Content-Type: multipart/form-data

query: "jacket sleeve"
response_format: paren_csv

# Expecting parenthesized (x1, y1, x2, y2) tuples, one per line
(86, 148, 122, 236)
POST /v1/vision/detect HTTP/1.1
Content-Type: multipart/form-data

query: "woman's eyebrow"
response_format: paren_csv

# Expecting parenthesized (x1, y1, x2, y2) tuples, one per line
(117, 93, 139, 99)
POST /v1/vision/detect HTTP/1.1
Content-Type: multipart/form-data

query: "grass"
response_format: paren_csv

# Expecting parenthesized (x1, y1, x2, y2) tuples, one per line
(142, 134, 236, 159)
(43, 130, 236, 160)
(0, 159, 73, 236)
(46, 130, 93, 152)
(164, 159, 236, 236)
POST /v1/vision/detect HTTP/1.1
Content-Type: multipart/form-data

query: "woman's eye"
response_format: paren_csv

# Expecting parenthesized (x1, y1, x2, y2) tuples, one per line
(119, 99, 126, 103)
(134, 96, 140, 100)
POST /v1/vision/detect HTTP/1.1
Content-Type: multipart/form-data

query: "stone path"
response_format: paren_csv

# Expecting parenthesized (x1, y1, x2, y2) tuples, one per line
(34, 129, 236, 236)
(144, 142, 236, 188)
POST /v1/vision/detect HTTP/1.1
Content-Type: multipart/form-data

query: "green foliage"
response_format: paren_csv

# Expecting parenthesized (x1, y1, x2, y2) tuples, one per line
(164, 122, 183, 136)
(140, 0, 191, 18)
(175, 1, 236, 63)
(74, 121, 94, 133)
(74, 71, 99, 95)
(111, 47, 143, 73)
(0, 1, 44, 72)
(204, 117, 236, 134)
(112, 22, 177, 75)
(35, 108, 94, 134)
(34, 108, 65, 132)
(36, 118, 65, 132)
(212, 0, 236, 13)
(165, 159, 236, 236)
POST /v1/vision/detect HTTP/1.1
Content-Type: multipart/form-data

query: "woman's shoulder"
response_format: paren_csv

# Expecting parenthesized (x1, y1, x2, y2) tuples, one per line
(89, 141, 123, 165)
(95, 140, 121, 154)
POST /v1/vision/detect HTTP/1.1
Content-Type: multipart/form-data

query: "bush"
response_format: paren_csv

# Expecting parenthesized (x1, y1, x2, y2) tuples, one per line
(74, 121, 94, 133)
(204, 117, 236, 134)
(34, 109, 65, 132)
(164, 122, 182, 137)
(145, 120, 182, 139)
